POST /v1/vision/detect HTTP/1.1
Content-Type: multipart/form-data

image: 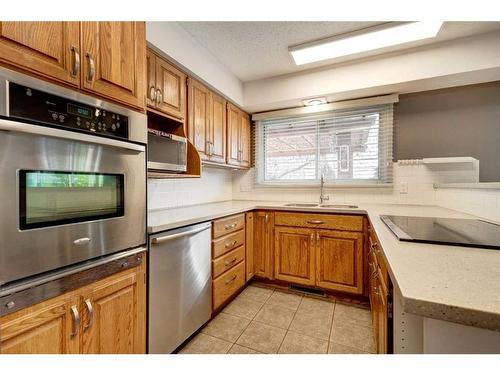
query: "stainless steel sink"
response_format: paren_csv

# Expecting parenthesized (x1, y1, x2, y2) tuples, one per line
(284, 203, 319, 207)
(319, 204, 358, 209)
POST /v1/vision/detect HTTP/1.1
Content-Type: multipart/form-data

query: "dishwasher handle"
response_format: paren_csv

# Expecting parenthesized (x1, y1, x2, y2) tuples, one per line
(151, 224, 211, 245)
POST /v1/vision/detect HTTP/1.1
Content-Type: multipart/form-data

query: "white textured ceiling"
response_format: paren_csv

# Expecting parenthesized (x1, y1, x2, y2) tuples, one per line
(178, 22, 500, 82)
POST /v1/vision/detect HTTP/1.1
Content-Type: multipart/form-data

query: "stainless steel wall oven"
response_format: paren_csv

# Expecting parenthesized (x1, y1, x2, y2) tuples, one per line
(0, 67, 147, 287)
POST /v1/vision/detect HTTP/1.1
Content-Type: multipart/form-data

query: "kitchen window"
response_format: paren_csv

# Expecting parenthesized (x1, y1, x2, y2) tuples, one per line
(255, 104, 393, 185)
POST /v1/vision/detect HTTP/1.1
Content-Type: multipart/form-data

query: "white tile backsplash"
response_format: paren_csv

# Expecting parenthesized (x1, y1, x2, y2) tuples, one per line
(148, 167, 233, 210)
(231, 163, 444, 206)
(148, 160, 500, 223)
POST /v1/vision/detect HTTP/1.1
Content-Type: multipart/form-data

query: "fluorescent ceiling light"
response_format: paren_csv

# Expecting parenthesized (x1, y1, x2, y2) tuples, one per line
(290, 22, 443, 65)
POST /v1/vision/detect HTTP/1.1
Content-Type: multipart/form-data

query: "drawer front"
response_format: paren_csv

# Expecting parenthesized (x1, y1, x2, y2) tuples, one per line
(212, 229, 245, 258)
(212, 261, 245, 310)
(275, 212, 363, 232)
(213, 214, 245, 238)
(212, 245, 245, 278)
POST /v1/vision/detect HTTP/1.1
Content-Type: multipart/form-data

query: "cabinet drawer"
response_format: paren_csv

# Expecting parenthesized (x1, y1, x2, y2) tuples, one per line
(212, 261, 245, 310)
(212, 245, 245, 278)
(213, 214, 245, 238)
(212, 229, 245, 258)
(275, 212, 363, 232)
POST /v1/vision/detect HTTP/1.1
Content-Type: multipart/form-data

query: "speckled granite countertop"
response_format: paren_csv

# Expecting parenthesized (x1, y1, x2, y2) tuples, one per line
(148, 200, 500, 331)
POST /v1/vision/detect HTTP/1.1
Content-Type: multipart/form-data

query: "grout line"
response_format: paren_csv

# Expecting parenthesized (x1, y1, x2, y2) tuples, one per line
(276, 294, 303, 354)
(326, 301, 337, 354)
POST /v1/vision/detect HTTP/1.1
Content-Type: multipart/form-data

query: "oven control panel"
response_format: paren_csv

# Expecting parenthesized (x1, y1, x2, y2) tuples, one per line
(8, 82, 129, 140)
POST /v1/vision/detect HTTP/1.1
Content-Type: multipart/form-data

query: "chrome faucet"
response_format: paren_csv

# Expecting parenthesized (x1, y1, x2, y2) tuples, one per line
(319, 174, 330, 204)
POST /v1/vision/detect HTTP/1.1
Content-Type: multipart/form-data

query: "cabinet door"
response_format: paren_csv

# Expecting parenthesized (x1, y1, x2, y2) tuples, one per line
(187, 78, 210, 160)
(155, 56, 187, 120)
(316, 230, 364, 294)
(146, 49, 157, 108)
(0, 22, 80, 86)
(245, 212, 255, 281)
(275, 226, 316, 285)
(253, 211, 274, 279)
(227, 103, 241, 166)
(81, 265, 146, 354)
(0, 293, 80, 354)
(209, 92, 227, 164)
(81, 22, 146, 110)
(239, 112, 251, 168)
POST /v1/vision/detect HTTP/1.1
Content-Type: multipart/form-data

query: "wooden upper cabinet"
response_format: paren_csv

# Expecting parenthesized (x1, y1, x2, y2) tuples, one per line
(146, 49, 157, 108)
(0, 293, 80, 354)
(187, 78, 210, 160)
(240, 112, 251, 168)
(209, 92, 227, 164)
(315, 229, 364, 294)
(0, 22, 80, 86)
(154, 56, 187, 120)
(275, 227, 316, 286)
(80, 22, 146, 110)
(253, 211, 274, 279)
(227, 103, 241, 166)
(81, 265, 146, 354)
(226, 102, 251, 168)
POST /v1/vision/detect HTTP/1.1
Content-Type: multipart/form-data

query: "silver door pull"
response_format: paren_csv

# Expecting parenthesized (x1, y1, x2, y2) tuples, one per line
(83, 299, 94, 332)
(225, 240, 237, 248)
(224, 258, 238, 267)
(86, 52, 95, 82)
(152, 224, 211, 244)
(307, 220, 325, 225)
(224, 223, 237, 230)
(225, 275, 237, 285)
(70, 305, 80, 337)
(70, 46, 80, 77)
(73, 237, 91, 246)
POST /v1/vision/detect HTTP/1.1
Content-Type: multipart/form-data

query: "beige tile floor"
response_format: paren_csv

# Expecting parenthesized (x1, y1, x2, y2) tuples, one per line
(179, 284, 376, 354)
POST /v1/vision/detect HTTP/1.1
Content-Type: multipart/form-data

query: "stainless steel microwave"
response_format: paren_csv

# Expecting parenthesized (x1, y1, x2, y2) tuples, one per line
(147, 129, 188, 172)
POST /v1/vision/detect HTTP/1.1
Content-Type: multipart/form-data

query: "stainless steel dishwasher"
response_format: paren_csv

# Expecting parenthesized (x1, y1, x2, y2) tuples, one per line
(149, 221, 212, 354)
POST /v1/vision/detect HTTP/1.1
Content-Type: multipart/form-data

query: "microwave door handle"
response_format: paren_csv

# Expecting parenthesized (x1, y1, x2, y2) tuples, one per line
(0, 118, 145, 153)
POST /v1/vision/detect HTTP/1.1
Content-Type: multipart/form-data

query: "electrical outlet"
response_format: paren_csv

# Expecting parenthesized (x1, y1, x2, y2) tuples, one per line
(400, 182, 408, 194)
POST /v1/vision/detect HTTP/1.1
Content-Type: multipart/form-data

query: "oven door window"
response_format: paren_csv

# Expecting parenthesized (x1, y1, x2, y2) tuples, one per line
(19, 170, 124, 230)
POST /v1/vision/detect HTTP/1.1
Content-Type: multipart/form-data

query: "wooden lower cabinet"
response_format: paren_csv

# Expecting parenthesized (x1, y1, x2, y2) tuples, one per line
(368, 226, 390, 354)
(274, 227, 315, 286)
(315, 229, 364, 294)
(253, 211, 274, 279)
(0, 261, 146, 354)
(245, 212, 255, 281)
(80, 265, 146, 354)
(0, 293, 80, 354)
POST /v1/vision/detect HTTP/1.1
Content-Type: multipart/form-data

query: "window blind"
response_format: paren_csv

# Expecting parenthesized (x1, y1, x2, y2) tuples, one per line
(254, 104, 393, 185)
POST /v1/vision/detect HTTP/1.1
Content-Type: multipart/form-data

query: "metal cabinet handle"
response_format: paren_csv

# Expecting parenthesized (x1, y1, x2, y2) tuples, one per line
(86, 52, 95, 82)
(265, 213, 269, 223)
(224, 223, 237, 230)
(225, 275, 237, 285)
(149, 86, 157, 102)
(70, 305, 80, 337)
(224, 258, 238, 267)
(316, 232, 320, 246)
(83, 299, 94, 332)
(307, 220, 325, 225)
(156, 89, 163, 105)
(225, 240, 237, 248)
(70, 46, 80, 77)
(310, 232, 314, 245)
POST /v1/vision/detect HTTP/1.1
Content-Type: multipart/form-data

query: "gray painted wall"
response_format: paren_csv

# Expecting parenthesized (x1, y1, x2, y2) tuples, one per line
(394, 82, 500, 182)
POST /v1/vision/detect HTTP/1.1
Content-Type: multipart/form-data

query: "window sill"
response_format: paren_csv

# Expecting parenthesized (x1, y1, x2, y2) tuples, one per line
(253, 183, 393, 190)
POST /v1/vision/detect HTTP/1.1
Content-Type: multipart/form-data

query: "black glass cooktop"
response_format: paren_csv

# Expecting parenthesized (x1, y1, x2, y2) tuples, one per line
(380, 215, 500, 250)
